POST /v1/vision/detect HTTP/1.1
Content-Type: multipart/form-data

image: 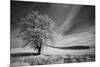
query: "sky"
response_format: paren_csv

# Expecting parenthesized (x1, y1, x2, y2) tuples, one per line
(11, 1, 95, 48)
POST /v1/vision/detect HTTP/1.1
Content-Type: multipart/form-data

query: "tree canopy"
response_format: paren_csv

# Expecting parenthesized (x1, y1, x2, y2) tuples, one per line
(18, 11, 57, 53)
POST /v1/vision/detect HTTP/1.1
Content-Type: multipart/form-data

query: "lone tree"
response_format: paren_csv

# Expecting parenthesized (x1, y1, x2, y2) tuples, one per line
(18, 11, 57, 55)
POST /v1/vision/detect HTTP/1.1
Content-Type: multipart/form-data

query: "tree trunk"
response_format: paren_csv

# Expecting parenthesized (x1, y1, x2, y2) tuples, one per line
(38, 45, 42, 55)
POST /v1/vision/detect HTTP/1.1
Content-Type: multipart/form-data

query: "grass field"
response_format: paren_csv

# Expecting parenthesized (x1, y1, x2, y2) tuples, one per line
(10, 54, 95, 66)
